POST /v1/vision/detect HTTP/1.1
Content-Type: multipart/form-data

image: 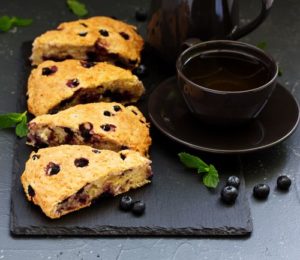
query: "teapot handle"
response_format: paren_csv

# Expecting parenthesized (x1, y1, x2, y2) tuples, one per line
(228, 0, 274, 40)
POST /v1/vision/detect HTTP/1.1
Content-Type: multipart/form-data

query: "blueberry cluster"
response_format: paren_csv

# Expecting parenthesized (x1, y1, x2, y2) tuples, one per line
(119, 195, 145, 216)
(220, 176, 240, 204)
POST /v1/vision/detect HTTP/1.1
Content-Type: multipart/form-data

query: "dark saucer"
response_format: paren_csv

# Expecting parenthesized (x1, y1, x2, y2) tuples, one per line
(148, 76, 300, 154)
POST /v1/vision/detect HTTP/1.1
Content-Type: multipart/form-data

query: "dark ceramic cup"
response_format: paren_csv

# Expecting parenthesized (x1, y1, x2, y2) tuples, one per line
(176, 40, 278, 125)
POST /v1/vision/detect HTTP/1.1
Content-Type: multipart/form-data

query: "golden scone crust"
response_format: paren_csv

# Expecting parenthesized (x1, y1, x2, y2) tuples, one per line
(27, 60, 145, 116)
(21, 145, 152, 218)
(30, 16, 144, 68)
(27, 103, 151, 156)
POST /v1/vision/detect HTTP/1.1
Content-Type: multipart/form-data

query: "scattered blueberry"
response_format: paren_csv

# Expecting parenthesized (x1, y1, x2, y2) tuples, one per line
(133, 64, 148, 78)
(277, 175, 292, 190)
(221, 186, 238, 204)
(253, 184, 270, 199)
(79, 122, 93, 140)
(101, 124, 116, 132)
(45, 162, 60, 176)
(121, 145, 129, 150)
(119, 32, 130, 40)
(135, 8, 148, 22)
(119, 195, 134, 211)
(99, 29, 109, 37)
(66, 78, 80, 88)
(120, 153, 126, 160)
(74, 158, 89, 167)
(226, 176, 240, 189)
(42, 66, 57, 76)
(113, 105, 121, 112)
(132, 200, 145, 215)
(92, 149, 101, 154)
(28, 185, 35, 197)
(103, 111, 111, 116)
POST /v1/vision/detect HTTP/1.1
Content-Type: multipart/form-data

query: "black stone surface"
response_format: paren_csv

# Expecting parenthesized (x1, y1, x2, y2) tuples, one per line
(2, 0, 300, 259)
(10, 41, 252, 236)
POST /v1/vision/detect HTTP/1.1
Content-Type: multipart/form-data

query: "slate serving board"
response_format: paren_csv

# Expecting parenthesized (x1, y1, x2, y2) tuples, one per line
(10, 1, 252, 236)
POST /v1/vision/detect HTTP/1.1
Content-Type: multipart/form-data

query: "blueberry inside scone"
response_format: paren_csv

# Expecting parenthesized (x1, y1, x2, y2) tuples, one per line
(27, 60, 145, 116)
(21, 145, 152, 218)
(26, 102, 151, 156)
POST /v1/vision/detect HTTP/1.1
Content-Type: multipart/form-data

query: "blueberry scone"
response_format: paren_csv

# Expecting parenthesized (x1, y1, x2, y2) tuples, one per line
(21, 145, 152, 219)
(30, 16, 144, 69)
(27, 60, 145, 116)
(27, 103, 151, 156)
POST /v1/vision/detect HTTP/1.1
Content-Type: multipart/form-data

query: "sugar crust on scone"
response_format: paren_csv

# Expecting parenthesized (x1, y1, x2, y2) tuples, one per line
(21, 145, 152, 218)
(30, 16, 144, 68)
(27, 60, 145, 116)
(27, 102, 151, 156)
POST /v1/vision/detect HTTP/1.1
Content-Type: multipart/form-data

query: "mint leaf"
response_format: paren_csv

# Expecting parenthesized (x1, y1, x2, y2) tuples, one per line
(0, 16, 14, 32)
(278, 67, 283, 77)
(15, 115, 28, 137)
(257, 41, 267, 50)
(67, 0, 88, 17)
(178, 152, 208, 171)
(178, 152, 220, 188)
(0, 112, 24, 128)
(203, 164, 219, 188)
(0, 16, 32, 32)
(13, 17, 33, 27)
(0, 111, 28, 138)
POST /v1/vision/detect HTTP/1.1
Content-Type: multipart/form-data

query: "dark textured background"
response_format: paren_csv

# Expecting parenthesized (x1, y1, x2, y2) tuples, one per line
(1, 0, 300, 259)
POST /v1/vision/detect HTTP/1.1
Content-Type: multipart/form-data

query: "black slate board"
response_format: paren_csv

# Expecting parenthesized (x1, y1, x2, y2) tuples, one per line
(10, 4, 252, 236)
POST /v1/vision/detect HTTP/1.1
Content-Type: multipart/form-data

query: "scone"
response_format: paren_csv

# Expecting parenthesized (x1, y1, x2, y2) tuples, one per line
(30, 16, 144, 69)
(21, 145, 152, 219)
(27, 103, 151, 156)
(27, 60, 145, 116)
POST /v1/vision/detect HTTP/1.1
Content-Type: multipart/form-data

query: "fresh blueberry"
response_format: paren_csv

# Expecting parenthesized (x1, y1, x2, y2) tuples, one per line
(119, 32, 130, 40)
(132, 200, 145, 215)
(253, 184, 270, 199)
(119, 195, 133, 211)
(74, 158, 89, 167)
(45, 162, 60, 176)
(226, 176, 240, 189)
(221, 186, 238, 204)
(78, 32, 87, 37)
(99, 29, 109, 37)
(42, 66, 57, 76)
(113, 105, 121, 112)
(133, 64, 148, 78)
(66, 78, 80, 88)
(28, 185, 35, 197)
(103, 111, 111, 116)
(277, 175, 292, 190)
(135, 8, 148, 22)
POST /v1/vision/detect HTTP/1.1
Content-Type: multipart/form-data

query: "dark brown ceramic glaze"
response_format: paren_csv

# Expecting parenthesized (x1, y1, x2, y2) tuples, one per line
(148, 77, 299, 154)
(177, 40, 278, 125)
(147, 0, 274, 62)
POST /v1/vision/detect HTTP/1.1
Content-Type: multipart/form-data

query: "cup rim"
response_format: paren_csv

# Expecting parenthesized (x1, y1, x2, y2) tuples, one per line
(176, 40, 278, 94)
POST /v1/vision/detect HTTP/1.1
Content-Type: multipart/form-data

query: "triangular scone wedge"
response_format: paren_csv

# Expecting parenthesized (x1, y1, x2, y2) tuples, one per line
(27, 60, 144, 116)
(21, 145, 152, 219)
(30, 16, 144, 68)
(27, 102, 151, 156)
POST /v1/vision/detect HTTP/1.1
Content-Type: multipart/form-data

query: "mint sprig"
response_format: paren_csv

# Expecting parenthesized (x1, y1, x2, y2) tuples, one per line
(0, 111, 28, 137)
(67, 0, 88, 17)
(178, 152, 220, 188)
(0, 16, 32, 32)
(256, 41, 267, 50)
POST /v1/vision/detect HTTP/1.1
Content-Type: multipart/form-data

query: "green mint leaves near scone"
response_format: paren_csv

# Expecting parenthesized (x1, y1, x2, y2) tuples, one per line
(67, 0, 88, 17)
(0, 111, 28, 137)
(178, 152, 220, 188)
(0, 16, 32, 32)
